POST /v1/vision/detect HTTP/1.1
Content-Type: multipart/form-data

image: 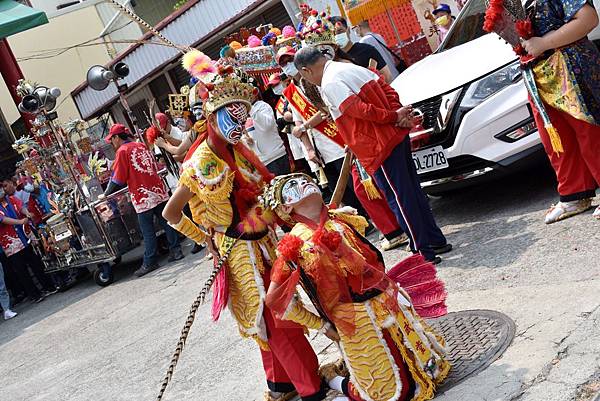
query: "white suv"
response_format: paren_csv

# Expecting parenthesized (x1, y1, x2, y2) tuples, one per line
(391, 0, 600, 194)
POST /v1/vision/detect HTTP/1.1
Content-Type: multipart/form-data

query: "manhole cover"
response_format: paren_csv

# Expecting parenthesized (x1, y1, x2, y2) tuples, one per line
(428, 309, 516, 393)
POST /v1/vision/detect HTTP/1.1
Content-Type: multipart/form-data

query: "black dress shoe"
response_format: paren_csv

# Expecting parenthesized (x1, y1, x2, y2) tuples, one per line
(168, 248, 185, 262)
(191, 243, 204, 254)
(432, 243, 453, 255)
(427, 256, 442, 265)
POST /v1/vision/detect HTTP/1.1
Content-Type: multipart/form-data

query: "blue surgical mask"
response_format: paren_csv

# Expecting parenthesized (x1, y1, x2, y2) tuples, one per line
(335, 32, 350, 48)
(282, 63, 298, 78)
(272, 83, 285, 96)
(24, 183, 34, 193)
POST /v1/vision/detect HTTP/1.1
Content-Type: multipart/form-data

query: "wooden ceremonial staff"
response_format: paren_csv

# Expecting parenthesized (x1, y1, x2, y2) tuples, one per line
(329, 151, 354, 207)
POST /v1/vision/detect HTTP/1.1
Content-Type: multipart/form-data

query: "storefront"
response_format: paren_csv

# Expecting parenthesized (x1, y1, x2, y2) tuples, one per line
(340, 0, 462, 64)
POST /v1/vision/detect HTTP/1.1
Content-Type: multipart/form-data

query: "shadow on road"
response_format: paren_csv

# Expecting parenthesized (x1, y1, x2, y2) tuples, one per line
(427, 165, 558, 270)
(432, 164, 557, 227)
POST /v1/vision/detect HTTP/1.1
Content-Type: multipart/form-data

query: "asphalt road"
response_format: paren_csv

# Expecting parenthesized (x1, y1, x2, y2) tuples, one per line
(1, 162, 599, 401)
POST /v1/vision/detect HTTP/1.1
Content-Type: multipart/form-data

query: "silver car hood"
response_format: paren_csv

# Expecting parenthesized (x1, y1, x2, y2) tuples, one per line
(391, 34, 518, 105)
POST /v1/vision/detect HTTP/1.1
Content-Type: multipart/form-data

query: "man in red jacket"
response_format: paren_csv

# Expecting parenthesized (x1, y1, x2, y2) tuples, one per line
(294, 47, 451, 263)
(104, 124, 183, 277)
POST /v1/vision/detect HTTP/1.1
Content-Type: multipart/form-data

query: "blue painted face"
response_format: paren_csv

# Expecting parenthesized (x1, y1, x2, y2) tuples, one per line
(215, 102, 248, 144)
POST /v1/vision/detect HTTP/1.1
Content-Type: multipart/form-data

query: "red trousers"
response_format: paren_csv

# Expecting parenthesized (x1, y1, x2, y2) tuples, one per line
(260, 270, 324, 400)
(533, 102, 600, 201)
(351, 165, 403, 238)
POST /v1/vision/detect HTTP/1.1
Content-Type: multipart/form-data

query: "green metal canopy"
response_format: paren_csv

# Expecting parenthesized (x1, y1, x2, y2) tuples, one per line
(0, 0, 48, 39)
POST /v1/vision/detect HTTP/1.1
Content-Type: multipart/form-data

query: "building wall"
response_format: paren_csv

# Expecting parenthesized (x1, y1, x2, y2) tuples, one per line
(132, 0, 181, 26)
(0, 3, 142, 130)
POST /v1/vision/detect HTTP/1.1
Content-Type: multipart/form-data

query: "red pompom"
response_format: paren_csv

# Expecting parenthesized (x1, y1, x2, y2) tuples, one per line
(310, 9, 318, 16)
(515, 19, 533, 39)
(513, 43, 527, 56)
(278, 234, 304, 262)
(312, 228, 342, 252)
(145, 126, 160, 144)
(483, 0, 504, 32)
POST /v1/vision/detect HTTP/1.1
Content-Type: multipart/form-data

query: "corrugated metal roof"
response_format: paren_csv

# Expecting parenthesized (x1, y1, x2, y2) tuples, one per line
(72, 0, 270, 120)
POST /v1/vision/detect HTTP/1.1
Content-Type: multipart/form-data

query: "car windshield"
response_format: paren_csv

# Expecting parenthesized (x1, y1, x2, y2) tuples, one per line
(439, 0, 489, 52)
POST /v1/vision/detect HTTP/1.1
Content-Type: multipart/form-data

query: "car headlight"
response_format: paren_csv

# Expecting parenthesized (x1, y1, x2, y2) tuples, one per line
(461, 62, 522, 109)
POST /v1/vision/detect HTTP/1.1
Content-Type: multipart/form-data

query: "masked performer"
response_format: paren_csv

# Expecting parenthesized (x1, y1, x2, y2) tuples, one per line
(162, 51, 325, 401)
(262, 173, 450, 401)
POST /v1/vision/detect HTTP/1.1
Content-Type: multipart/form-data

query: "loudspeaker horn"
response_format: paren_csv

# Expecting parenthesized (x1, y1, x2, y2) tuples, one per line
(19, 94, 41, 114)
(113, 62, 130, 78)
(87, 65, 115, 91)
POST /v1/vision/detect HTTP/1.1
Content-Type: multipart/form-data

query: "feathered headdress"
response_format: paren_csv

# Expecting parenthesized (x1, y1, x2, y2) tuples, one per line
(181, 50, 257, 116)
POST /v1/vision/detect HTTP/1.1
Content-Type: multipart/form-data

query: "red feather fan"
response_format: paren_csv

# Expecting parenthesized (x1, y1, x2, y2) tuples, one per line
(387, 254, 448, 318)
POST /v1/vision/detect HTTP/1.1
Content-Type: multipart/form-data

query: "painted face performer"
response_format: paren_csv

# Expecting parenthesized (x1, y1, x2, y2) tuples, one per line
(162, 51, 326, 401)
(262, 173, 450, 401)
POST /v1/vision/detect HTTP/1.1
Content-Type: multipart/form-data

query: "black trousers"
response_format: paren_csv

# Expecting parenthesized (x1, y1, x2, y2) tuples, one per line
(0, 251, 25, 296)
(8, 246, 55, 300)
(266, 154, 292, 176)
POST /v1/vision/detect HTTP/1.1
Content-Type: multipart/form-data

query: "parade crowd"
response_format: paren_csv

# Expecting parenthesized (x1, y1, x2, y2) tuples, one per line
(3, 1, 600, 400)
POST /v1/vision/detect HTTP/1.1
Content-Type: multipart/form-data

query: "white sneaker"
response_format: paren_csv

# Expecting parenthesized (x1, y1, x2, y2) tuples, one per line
(4, 310, 17, 320)
(380, 233, 410, 251)
(593, 205, 600, 220)
(544, 199, 592, 224)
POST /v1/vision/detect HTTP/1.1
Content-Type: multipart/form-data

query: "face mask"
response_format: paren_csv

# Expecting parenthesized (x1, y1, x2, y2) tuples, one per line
(335, 32, 350, 48)
(435, 15, 450, 26)
(281, 175, 321, 206)
(215, 103, 248, 144)
(24, 183, 34, 193)
(272, 83, 285, 96)
(282, 63, 298, 78)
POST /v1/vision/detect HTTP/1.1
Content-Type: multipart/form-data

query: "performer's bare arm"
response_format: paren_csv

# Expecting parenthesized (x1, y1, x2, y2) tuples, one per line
(155, 136, 191, 160)
(291, 121, 323, 165)
(522, 5, 599, 57)
(163, 132, 182, 146)
(162, 185, 194, 225)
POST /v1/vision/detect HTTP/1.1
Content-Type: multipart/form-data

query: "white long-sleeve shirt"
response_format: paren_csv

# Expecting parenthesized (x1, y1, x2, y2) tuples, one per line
(247, 101, 286, 165)
(291, 107, 345, 173)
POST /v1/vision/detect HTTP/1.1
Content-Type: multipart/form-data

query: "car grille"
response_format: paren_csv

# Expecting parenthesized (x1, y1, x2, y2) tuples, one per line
(413, 96, 443, 130)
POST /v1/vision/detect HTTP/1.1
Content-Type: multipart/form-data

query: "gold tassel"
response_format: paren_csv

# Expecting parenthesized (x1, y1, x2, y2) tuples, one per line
(545, 124, 564, 154)
(318, 167, 329, 188)
(361, 177, 382, 200)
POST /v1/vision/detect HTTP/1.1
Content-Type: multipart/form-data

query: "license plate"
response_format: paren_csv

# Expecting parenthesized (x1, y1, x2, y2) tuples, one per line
(412, 146, 449, 174)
